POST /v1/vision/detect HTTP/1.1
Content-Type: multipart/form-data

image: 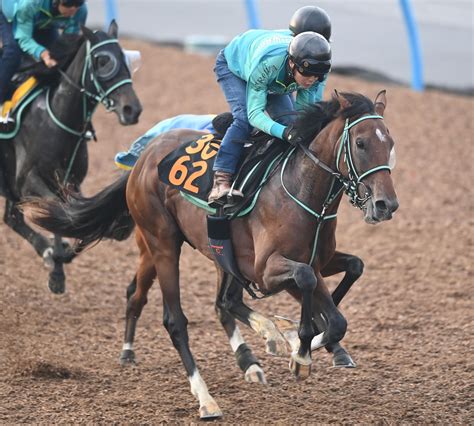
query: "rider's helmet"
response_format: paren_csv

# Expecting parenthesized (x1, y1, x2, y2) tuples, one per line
(288, 32, 332, 79)
(289, 6, 331, 41)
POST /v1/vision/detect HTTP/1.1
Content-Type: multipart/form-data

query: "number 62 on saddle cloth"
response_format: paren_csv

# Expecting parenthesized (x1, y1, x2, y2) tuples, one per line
(158, 133, 221, 200)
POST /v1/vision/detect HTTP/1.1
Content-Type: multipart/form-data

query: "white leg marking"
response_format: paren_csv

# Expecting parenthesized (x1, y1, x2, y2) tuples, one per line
(189, 370, 214, 405)
(310, 331, 325, 351)
(229, 326, 246, 352)
(122, 342, 133, 351)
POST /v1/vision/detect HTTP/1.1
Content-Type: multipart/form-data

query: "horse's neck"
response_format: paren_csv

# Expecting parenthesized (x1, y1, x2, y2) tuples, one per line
(48, 42, 91, 128)
(286, 122, 345, 214)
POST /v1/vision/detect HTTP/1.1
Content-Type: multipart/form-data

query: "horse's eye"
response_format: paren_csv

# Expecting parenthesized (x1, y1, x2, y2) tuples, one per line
(98, 56, 110, 67)
(356, 138, 365, 149)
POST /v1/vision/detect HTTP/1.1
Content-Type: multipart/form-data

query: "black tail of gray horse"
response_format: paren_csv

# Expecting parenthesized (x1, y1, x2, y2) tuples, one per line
(23, 172, 133, 247)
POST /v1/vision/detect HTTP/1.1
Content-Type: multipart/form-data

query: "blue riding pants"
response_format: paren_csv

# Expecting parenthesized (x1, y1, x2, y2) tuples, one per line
(0, 12, 21, 103)
(212, 50, 294, 174)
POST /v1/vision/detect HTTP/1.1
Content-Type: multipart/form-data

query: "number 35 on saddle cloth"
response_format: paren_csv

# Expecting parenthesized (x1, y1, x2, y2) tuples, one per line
(157, 132, 288, 215)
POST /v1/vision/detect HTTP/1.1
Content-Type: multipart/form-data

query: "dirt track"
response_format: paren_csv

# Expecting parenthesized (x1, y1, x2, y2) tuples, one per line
(0, 40, 472, 423)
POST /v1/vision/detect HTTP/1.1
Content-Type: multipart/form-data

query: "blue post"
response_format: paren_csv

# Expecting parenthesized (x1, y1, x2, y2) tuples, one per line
(399, 0, 424, 91)
(105, 0, 118, 28)
(244, 0, 261, 29)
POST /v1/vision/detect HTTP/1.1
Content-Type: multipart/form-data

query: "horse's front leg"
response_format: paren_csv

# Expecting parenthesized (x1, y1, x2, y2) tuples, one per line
(215, 272, 267, 384)
(320, 250, 363, 367)
(263, 253, 318, 380)
(4, 198, 69, 293)
(322, 250, 364, 306)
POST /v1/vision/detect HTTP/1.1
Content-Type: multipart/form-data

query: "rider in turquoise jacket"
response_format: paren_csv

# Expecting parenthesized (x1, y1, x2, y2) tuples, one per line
(208, 30, 332, 206)
(0, 0, 87, 109)
(223, 29, 327, 140)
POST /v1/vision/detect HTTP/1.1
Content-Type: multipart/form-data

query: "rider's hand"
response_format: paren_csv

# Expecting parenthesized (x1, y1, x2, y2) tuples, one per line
(40, 50, 58, 68)
(283, 125, 303, 146)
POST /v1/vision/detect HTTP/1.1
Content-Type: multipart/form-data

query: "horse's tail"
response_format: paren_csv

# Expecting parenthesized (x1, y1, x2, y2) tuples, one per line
(23, 172, 134, 247)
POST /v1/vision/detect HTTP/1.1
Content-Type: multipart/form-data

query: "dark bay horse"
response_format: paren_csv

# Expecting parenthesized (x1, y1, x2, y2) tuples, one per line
(0, 21, 142, 294)
(26, 90, 398, 419)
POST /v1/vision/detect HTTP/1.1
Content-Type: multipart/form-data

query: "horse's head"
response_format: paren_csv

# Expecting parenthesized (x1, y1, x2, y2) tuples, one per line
(81, 21, 142, 125)
(333, 90, 399, 224)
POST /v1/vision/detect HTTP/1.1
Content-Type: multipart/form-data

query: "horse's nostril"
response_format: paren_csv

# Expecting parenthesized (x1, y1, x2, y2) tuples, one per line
(375, 200, 388, 213)
(123, 105, 133, 118)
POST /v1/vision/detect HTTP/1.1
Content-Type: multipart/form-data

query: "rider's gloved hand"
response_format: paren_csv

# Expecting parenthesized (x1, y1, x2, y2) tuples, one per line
(283, 125, 303, 146)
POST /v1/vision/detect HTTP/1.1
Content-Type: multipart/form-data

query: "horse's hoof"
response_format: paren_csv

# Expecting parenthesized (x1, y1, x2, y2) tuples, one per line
(119, 349, 137, 366)
(244, 364, 267, 385)
(265, 337, 288, 357)
(332, 352, 357, 368)
(199, 400, 223, 420)
(289, 354, 312, 380)
(48, 269, 66, 294)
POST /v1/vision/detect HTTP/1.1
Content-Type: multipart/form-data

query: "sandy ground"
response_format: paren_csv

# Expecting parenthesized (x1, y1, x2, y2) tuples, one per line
(0, 40, 472, 423)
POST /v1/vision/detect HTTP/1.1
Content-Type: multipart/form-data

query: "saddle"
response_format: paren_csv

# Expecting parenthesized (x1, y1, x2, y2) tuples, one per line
(1, 76, 39, 123)
(157, 130, 289, 217)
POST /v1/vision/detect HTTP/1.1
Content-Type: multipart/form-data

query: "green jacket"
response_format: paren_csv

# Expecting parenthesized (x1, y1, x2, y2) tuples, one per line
(1, 0, 87, 59)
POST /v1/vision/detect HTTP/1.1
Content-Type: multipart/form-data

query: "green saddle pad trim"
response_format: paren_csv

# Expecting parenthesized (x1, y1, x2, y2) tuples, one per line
(0, 87, 45, 140)
(179, 152, 285, 217)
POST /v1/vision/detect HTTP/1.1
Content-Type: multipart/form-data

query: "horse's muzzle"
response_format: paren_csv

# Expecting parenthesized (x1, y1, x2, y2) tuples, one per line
(118, 102, 142, 125)
(364, 195, 399, 224)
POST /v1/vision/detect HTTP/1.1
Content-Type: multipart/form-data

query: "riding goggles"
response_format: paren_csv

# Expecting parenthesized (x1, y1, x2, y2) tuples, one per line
(59, 0, 85, 8)
(295, 58, 331, 78)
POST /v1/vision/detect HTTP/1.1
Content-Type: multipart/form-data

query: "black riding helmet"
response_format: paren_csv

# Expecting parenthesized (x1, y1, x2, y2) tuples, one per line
(289, 6, 331, 41)
(288, 32, 331, 78)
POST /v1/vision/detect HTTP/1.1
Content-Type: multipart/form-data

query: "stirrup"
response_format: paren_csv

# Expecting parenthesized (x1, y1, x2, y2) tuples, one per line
(208, 189, 244, 208)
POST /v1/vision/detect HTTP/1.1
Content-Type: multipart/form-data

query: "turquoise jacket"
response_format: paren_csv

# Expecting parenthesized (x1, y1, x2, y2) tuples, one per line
(1, 0, 87, 59)
(223, 29, 327, 139)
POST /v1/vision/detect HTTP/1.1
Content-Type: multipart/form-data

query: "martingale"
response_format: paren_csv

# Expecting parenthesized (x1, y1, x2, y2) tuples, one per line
(158, 133, 221, 199)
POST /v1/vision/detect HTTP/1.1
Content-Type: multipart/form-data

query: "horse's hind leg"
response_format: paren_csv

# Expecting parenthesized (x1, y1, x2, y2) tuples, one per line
(120, 229, 156, 365)
(215, 273, 267, 384)
(139, 227, 222, 419)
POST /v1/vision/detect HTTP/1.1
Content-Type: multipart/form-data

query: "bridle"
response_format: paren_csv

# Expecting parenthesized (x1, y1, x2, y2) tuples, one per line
(280, 113, 392, 266)
(46, 37, 133, 183)
(296, 114, 391, 210)
(48, 38, 132, 138)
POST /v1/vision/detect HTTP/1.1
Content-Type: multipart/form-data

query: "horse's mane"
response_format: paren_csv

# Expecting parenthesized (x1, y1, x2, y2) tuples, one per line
(293, 92, 376, 145)
(25, 33, 85, 84)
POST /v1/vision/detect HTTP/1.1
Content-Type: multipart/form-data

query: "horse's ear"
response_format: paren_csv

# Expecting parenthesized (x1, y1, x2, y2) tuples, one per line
(81, 25, 98, 43)
(374, 90, 387, 116)
(332, 89, 351, 110)
(108, 20, 119, 39)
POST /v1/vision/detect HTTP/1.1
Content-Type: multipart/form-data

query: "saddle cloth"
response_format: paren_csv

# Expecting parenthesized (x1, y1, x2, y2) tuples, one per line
(158, 132, 289, 215)
(1, 76, 38, 121)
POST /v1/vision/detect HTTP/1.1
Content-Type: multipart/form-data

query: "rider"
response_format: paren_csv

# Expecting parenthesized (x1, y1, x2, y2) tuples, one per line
(207, 30, 332, 205)
(115, 6, 332, 172)
(0, 0, 87, 118)
(114, 112, 234, 171)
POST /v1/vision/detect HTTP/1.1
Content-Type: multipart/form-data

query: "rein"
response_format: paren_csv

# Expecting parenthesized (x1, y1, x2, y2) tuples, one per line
(282, 114, 389, 265)
(47, 38, 132, 183)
